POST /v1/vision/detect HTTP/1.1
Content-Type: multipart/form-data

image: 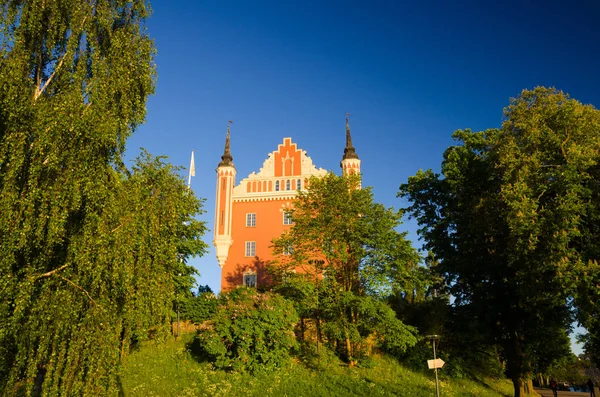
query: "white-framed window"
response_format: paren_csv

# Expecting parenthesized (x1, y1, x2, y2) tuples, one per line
(245, 241, 256, 257)
(286, 179, 291, 190)
(246, 213, 256, 227)
(275, 181, 280, 191)
(296, 179, 301, 190)
(243, 271, 257, 288)
(283, 211, 293, 225)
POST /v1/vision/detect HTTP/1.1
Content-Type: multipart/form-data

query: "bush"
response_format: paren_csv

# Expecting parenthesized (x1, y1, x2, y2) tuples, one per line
(181, 291, 218, 324)
(196, 287, 298, 372)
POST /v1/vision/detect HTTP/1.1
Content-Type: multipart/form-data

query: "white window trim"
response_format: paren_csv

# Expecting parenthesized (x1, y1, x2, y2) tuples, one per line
(246, 213, 256, 227)
(245, 241, 256, 257)
(283, 211, 293, 225)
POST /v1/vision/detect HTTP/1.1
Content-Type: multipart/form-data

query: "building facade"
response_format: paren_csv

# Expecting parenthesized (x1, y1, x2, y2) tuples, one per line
(213, 118, 360, 291)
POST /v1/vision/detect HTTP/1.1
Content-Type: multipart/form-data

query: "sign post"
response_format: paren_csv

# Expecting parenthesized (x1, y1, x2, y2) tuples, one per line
(426, 335, 444, 397)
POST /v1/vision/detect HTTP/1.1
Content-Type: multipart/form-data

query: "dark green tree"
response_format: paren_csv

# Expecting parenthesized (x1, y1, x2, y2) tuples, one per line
(0, 1, 208, 395)
(272, 173, 419, 362)
(400, 87, 600, 397)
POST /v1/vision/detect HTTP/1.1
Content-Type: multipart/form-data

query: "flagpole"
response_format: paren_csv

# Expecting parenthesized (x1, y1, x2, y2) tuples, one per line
(188, 150, 195, 190)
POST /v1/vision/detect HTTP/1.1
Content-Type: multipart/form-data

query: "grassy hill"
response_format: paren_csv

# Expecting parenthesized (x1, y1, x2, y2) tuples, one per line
(120, 335, 514, 397)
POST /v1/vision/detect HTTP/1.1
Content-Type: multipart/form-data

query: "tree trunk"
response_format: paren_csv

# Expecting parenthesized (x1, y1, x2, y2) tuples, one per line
(506, 333, 527, 397)
(524, 379, 534, 395)
(511, 376, 524, 397)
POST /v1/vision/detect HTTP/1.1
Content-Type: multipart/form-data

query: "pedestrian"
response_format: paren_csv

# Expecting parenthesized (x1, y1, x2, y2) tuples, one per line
(588, 378, 596, 397)
(549, 379, 558, 397)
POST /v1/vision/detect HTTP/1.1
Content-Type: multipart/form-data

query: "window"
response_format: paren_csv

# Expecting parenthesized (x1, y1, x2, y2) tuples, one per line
(296, 179, 301, 190)
(283, 244, 293, 256)
(283, 211, 293, 225)
(286, 179, 291, 190)
(245, 241, 256, 257)
(275, 181, 280, 191)
(243, 272, 257, 288)
(246, 213, 256, 227)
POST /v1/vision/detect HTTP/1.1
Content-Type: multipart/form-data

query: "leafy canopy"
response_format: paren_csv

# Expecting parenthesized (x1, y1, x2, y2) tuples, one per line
(272, 173, 419, 362)
(196, 288, 299, 373)
(400, 87, 600, 396)
(0, 1, 208, 395)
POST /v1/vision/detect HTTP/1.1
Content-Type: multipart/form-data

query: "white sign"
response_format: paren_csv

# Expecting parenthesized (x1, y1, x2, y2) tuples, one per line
(427, 358, 445, 369)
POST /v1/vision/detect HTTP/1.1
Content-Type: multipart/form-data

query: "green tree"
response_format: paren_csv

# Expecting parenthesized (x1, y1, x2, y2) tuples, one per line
(180, 285, 217, 325)
(272, 173, 419, 362)
(400, 87, 600, 397)
(196, 287, 299, 373)
(0, 1, 208, 395)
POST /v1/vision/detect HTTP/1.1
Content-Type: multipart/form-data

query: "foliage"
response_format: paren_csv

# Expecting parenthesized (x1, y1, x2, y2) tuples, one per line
(271, 173, 419, 361)
(0, 1, 208, 395)
(392, 295, 505, 380)
(195, 287, 299, 373)
(399, 87, 600, 397)
(315, 278, 417, 359)
(579, 332, 600, 367)
(180, 289, 218, 325)
(121, 333, 516, 397)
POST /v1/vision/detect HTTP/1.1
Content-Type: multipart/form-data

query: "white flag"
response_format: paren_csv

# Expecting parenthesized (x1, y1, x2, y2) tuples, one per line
(189, 150, 196, 177)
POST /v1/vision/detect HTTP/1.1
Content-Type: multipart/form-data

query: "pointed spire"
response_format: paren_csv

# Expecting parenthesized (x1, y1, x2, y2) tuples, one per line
(342, 113, 359, 160)
(218, 120, 234, 167)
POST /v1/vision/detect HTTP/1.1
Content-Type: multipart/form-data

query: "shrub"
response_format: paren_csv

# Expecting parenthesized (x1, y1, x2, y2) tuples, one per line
(181, 291, 218, 324)
(196, 287, 298, 372)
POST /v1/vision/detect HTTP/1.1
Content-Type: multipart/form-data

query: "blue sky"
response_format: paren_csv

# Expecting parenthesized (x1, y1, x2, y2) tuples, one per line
(125, 0, 600, 354)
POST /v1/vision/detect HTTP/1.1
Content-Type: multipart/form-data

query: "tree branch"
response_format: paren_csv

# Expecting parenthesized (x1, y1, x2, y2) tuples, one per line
(561, 129, 570, 159)
(33, 15, 88, 101)
(58, 275, 98, 306)
(37, 263, 70, 278)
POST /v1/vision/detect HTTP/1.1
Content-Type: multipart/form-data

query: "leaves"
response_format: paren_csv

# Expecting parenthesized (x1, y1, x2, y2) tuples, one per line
(400, 87, 600, 393)
(0, 2, 208, 395)
(271, 173, 419, 361)
(196, 288, 299, 373)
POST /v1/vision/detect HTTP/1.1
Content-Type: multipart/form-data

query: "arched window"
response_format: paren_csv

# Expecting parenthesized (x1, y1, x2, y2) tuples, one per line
(275, 181, 280, 191)
(296, 179, 301, 190)
(286, 179, 291, 191)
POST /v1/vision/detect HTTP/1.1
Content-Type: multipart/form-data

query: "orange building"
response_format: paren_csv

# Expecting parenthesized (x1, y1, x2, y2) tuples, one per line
(213, 118, 361, 291)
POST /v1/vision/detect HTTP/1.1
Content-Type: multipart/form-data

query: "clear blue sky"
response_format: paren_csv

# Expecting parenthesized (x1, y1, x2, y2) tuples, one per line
(124, 0, 600, 354)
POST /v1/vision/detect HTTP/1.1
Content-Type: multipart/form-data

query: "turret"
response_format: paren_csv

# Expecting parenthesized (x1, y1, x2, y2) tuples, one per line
(340, 113, 361, 175)
(213, 121, 236, 268)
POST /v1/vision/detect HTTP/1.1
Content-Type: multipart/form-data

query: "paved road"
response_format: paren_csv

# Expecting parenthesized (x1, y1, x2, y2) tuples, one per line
(534, 387, 593, 397)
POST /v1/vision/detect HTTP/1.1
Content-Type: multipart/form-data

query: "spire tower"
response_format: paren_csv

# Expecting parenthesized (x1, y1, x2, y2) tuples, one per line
(213, 121, 237, 268)
(340, 113, 361, 175)
(218, 120, 234, 167)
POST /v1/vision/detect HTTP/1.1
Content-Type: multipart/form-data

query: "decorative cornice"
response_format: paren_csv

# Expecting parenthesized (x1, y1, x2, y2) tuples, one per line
(233, 195, 298, 203)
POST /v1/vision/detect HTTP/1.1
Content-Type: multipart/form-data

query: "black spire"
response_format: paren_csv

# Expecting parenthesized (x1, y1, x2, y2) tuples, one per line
(218, 120, 234, 167)
(342, 113, 359, 160)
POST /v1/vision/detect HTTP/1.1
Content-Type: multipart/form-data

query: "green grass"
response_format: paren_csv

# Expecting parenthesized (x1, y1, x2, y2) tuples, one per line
(120, 335, 515, 397)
